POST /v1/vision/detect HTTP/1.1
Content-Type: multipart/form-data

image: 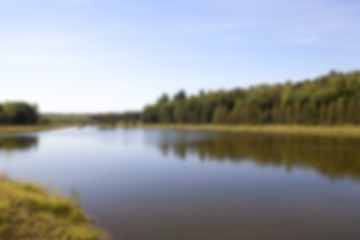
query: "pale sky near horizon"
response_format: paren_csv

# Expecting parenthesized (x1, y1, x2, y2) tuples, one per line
(1, 0, 360, 113)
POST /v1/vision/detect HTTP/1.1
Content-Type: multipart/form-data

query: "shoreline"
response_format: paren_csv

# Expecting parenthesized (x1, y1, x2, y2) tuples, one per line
(0, 124, 72, 134)
(0, 176, 108, 240)
(117, 123, 360, 138)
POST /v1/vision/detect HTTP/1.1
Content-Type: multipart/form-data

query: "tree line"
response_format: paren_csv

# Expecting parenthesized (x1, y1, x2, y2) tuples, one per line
(142, 71, 360, 125)
(92, 112, 141, 125)
(0, 102, 39, 125)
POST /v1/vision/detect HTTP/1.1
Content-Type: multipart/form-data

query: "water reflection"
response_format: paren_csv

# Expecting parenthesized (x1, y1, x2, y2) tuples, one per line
(2, 128, 360, 240)
(0, 135, 38, 153)
(156, 132, 360, 181)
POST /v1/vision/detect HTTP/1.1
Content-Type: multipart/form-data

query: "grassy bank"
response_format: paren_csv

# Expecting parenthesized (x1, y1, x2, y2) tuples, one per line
(0, 124, 71, 134)
(119, 123, 360, 138)
(0, 176, 107, 240)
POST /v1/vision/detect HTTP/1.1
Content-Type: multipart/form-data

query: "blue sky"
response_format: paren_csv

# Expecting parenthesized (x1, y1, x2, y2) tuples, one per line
(1, 0, 360, 113)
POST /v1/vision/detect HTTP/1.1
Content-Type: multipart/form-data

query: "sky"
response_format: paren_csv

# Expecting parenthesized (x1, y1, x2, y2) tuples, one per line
(1, 0, 360, 113)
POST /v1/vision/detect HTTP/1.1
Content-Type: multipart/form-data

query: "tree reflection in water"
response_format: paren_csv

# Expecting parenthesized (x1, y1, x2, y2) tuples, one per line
(0, 136, 38, 153)
(156, 132, 360, 181)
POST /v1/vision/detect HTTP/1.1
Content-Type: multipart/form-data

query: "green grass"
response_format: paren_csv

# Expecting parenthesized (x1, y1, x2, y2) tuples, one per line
(120, 123, 360, 137)
(0, 176, 108, 240)
(0, 124, 71, 134)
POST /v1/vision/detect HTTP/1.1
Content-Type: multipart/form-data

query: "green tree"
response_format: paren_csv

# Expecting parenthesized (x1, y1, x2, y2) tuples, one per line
(319, 104, 328, 125)
(336, 98, 346, 125)
(346, 100, 357, 124)
(293, 101, 302, 124)
(173, 103, 185, 123)
(0, 104, 4, 124)
(174, 90, 187, 101)
(327, 102, 336, 125)
(2, 102, 39, 125)
(212, 106, 229, 124)
(141, 71, 360, 126)
(157, 94, 169, 104)
(285, 106, 293, 124)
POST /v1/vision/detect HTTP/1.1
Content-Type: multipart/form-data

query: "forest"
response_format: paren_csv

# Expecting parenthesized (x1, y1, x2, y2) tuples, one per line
(0, 102, 39, 125)
(142, 71, 360, 125)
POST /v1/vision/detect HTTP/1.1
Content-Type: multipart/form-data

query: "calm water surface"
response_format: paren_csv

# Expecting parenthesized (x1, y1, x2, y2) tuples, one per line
(1, 127, 360, 240)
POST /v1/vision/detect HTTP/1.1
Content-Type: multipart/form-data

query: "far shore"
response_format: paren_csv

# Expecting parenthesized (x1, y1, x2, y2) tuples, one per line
(0, 124, 72, 134)
(4, 122, 360, 138)
(117, 123, 360, 138)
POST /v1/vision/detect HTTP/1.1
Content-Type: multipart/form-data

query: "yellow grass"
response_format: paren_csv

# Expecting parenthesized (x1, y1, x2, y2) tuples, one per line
(0, 176, 108, 240)
(118, 123, 360, 137)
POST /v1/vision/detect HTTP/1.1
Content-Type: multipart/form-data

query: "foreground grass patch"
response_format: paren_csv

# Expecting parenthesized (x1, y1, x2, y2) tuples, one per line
(0, 176, 107, 240)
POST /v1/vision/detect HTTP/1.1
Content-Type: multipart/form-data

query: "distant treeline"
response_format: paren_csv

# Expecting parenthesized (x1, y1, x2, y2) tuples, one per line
(142, 71, 360, 125)
(43, 114, 92, 124)
(92, 112, 141, 125)
(0, 102, 40, 125)
(43, 112, 141, 125)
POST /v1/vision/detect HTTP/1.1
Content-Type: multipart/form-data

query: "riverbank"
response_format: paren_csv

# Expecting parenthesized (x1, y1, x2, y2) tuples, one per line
(118, 123, 360, 138)
(0, 124, 71, 134)
(0, 176, 108, 240)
